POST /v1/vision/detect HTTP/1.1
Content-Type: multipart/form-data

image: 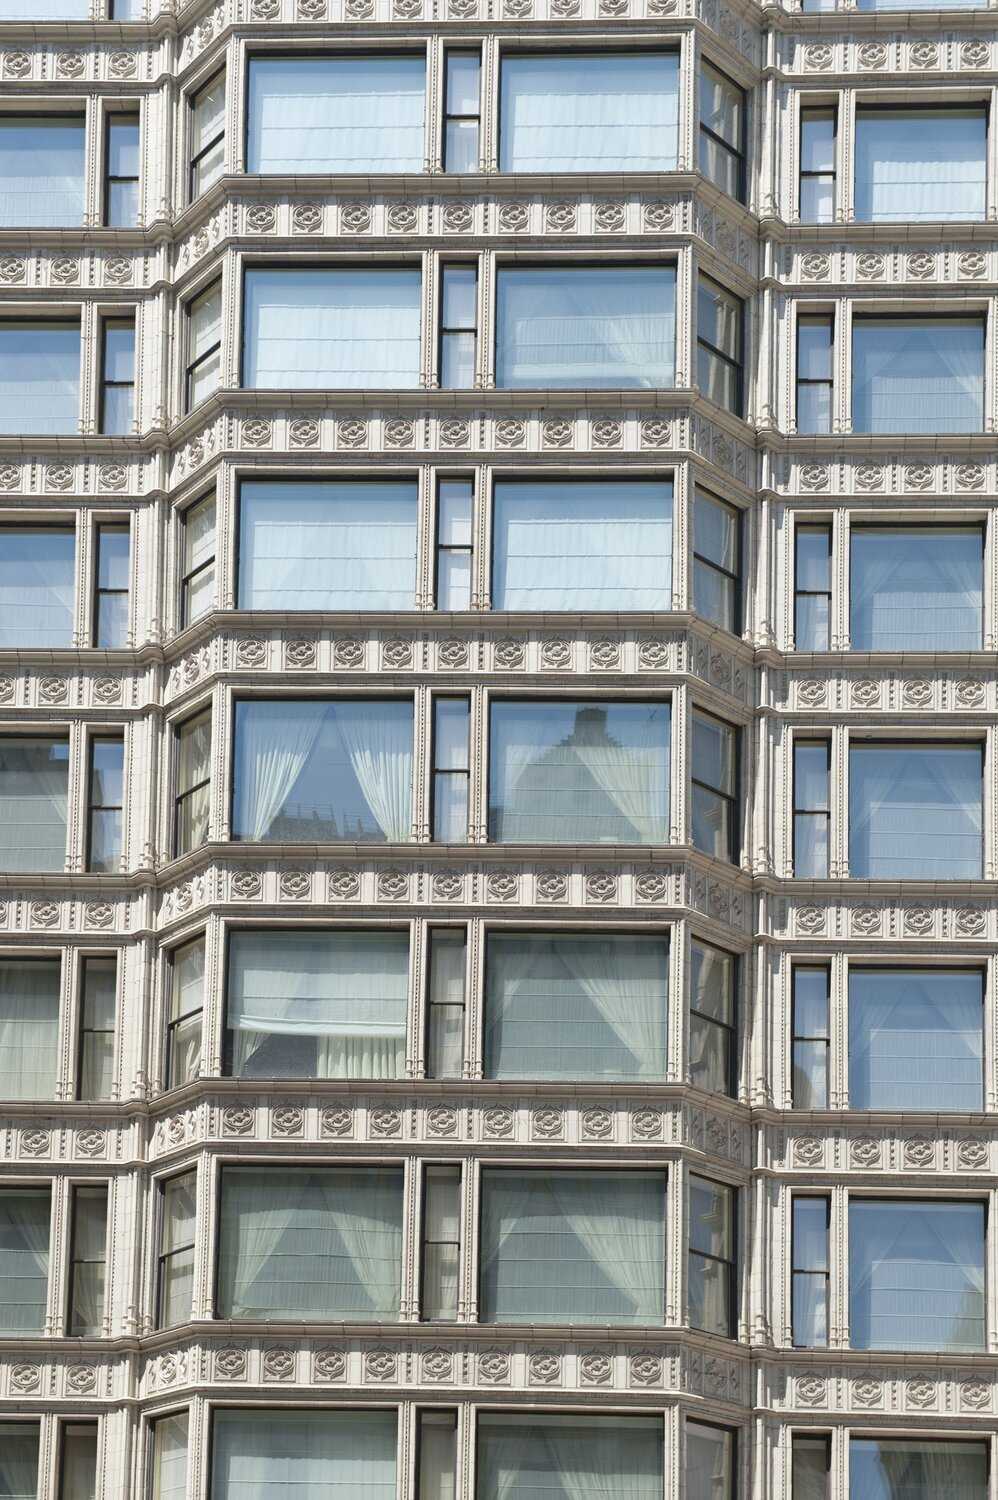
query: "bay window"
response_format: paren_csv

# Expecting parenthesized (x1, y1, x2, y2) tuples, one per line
(211, 1410, 398, 1500)
(850, 525, 983, 651)
(479, 1168, 666, 1325)
(237, 478, 418, 611)
(848, 742, 982, 879)
(247, 56, 425, 174)
(0, 737, 69, 873)
(0, 957, 59, 1100)
(166, 936, 204, 1089)
(852, 316, 984, 435)
(232, 697, 413, 843)
(855, 107, 986, 223)
(699, 63, 745, 201)
(688, 1175, 736, 1336)
(0, 526, 74, 647)
(483, 931, 669, 1080)
(477, 1415, 664, 1500)
(0, 115, 84, 227)
(189, 74, 225, 199)
(157, 1172, 196, 1329)
(488, 699, 670, 844)
(225, 928, 409, 1080)
(849, 1198, 985, 1350)
(216, 1165, 403, 1320)
(491, 478, 673, 611)
(498, 51, 679, 172)
(849, 1439, 987, 1500)
(0, 321, 80, 435)
(848, 967, 983, 1111)
(495, 265, 676, 389)
(697, 278, 743, 416)
(0, 1187, 49, 1333)
(242, 266, 421, 390)
(692, 489, 740, 633)
(691, 709, 738, 862)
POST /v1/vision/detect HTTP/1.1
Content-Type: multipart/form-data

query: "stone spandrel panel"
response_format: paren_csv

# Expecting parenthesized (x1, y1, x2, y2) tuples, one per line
(768, 1125, 995, 1177)
(771, 895, 994, 943)
(774, 1364, 996, 1420)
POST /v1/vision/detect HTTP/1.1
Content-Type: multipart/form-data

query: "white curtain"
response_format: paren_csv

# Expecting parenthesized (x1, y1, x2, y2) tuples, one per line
(0, 738, 68, 873)
(496, 267, 676, 390)
(849, 745, 982, 879)
(0, 527, 75, 646)
(687, 1425, 733, 1500)
(248, 56, 425, 173)
(849, 1438, 987, 1500)
(855, 109, 986, 222)
(60, 1430, 98, 1500)
(480, 1170, 665, 1325)
(850, 527, 982, 650)
(0, 0, 88, 11)
(484, 933, 668, 1080)
(239, 479, 418, 611)
(848, 969, 983, 1111)
(852, 318, 983, 434)
(243, 268, 421, 390)
(0, 959, 59, 1100)
(477, 1415, 663, 1500)
(0, 1190, 49, 1334)
(492, 480, 673, 611)
(849, 1200, 985, 1351)
(0, 1424, 39, 1500)
(152, 1414, 188, 1500)
(227, 929, 408, 1080)
(0, 323, 79, 436)
(212, 1410, 397, 1500)
(333, 701, 413, 841)
(233, 700, 326, 841)
(218, 1167, 403, 1321)
(0, 118, 85, 227)
(499, 53, 679, 172)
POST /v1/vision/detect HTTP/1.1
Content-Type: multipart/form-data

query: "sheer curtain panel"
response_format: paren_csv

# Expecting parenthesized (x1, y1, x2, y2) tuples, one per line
(491, 479, 673, 610)
(854, 109, 986, 221)
(0, 528, 74, 647)
(687, 1425, 734, 1500)
(498, 53, 679, 171)
(0, 1424, 39, 1500)
(849, 1199, 985, 1350)
(238, 479, 418, 611)
(848, 744, 982, 878)
(848, 968, 983, 1110)
(243, 268, 421, 389)
(849, 1438, 987, 1500)
(496, 266, 676, 388)
(0, 1190, 49, 1333)
(0, 118, 84, 227)
(151, 1414, 188, 1500)
(852, 318, 983, 434)
(212, 1409, 397, 1500)
(477, 1414, 664, 1500)
(247, 56, 426, 173)
(0, 323, 79, 435)
(0, 958, 59, 1100)
(0, 738, 68, 872)
(850, 527, 983, 650)
(226, 928, 409, 1079)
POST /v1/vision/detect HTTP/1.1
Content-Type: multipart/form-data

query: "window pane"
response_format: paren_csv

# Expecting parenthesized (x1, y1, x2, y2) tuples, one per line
(693, 713, 736, 797)
(793, 969, 830, 1044)
(693, 559, 736, 632)
(849, 1439, 986, 1500)
(239, 479, 417, 610)
(100, 384, 133, 437)
(433, 774, 468, 842)
(438, 482, 473, 545)
(699, 131, 740, 198)
(796, 527, 831, 590)
(794, 1197, 829, 1271)
(0, 738, 68, 872)
(247, 57, 426, 173)
(856, 108, 986, 222)
(0, 959, 59, 1100)
(794, 813, 828, 878)
(107, 179, 139, 229)
(79, 957, 116, 1101)
(107, 119, 139, 179)
(687, 1424, 733, 1500)
(0, 528, 74, 647)
(445, 119, 478, 172)
(700, 66, 742, 151)
(850, 527, 983, 651)
(435, 699, 469, 771)
(800, 175, 833, 224)
(477, 1415, 663, 1500)
(689, 1261, 732, 1336)
(184, 495, 215, 573)
(233, 699, 413, 843)
(441, 330, 476, 389)
(798, 319, 833, 381)
(796, 592, 830, 649)
(853, 317, 983, 434)
(212, 1410, 398, 1500)
(480, 1169, 666, 1325)
(419, 1414, 457, 1500)
(692, 783, 733, 861)
(442, 266, 476, 328)
(849, 1200, 985, 1351)
(192, 136, 224, 197)
(0, 1423, 39, 1500)
(151, 1414, 188, 1500)
(177, 714, 210, 796)
(447, 52, 481, 114)
(97, 591, 129, 649)
(0, 322, 79, 435)
(795, 744, 829, 811)
(217, 1166, 403, 1320)
(694, 492, 739, 571)
(793, 1272, 827, 1347)
(801, 112, 835, 173)
(484, 932, 668, 1080)
(243, 268, 421, 390)
(698, 347, 739, 414)
(88, 809, 122, 874)
(690, 1176, 732, 1258)
(492, 479, 673, 611)
(0, 118, 84, 227)
(226, 929, 408, 1081)
(691, 1015, 731, 1095)
(499, 53, 679, 171)
(848, 969, 983, 1111)
(0, 1190, 49, 1333)
(691, 942, 734, 1025)
(699, 280, 741, 362)
(488, 700, 670, 844)
(192, 77, 225, 157)
(60, 1424, 98, 1500)
(793, 1040, 828, 1109)
(849, 744, 982, 879)
(189, 283, 221, 363)
(437, 550, 471, 610)
(496, 266, 676, 389)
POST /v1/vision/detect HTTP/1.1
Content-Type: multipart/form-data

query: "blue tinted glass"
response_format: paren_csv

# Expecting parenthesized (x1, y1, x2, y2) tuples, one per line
(0, 118, 84, 227)
(853, 318, 983, 434)
(850, 527, 982, 650)
(849, 744, 981, 879)
(848, 969, 983, 1111)
(849, 1201, 985, 1351)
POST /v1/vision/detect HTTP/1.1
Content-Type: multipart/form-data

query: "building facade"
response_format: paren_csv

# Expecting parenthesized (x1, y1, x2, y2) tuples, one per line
(0, 1, 996, 1499)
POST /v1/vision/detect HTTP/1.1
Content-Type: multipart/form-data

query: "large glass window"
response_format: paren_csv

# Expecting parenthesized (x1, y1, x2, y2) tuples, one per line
(0, 322, 79, 436)
(166, 937, 204, 1090)
(217, 1165, 403, 1320)
(480, 1169, 666, 1325)
(849, 1439, 987, 1500)
(0, 117, 84, 227)
(78, 957, 116, 1101)
(848, 968, 983, 1111)
(499, 52, 679, 172)
(800, 108, 835, 223)
(247, 56, 425, 174)
(477, 1415, 664, 1500)
(226, 928, 408, 1080)
(794, 524, 831, 648)
(855, 108, 986, 223)
(699, 63, 745, 200)
(484, 932, 668, 1081)
(67, 1185, 107, 1337)
(849, 743, 982, 879)
(850, 526, 983, 651)
(692, 490, 740, 633)
(688, 1175, 735, 1336)
(495, 266, 676, 390)
(243, 267, 421, 390)
(697, 278, 743, 416)
(151, 1413, 188, 1500)
(0, 737, 68, 872)
(238, 479, 417, 611)
(233, 698, 413, 844)
(0, 1188, 49, 1333)
(849, 1199, 985, 1351)
(488, 700, 670, 844)
(492, 479, 672, 611)
(0, 958, 59, 1100)
(794, 740, 829, 878)
(0, 1423, 39, 1500)
(687, 1424, 735, 1500)
(157, 1171, 195, 1329)
(174, 711, 210, 857)
(792, 966, 829, 1109)
(0, 527, 74, 648)
(852, 317, 984, 435)
(792, 1196, 829, 1347)
(212, 1410, 398, 1500)
(185, 281, 221, 412)
(690, 940, 736, 1096)
(190, 74, 225, 199)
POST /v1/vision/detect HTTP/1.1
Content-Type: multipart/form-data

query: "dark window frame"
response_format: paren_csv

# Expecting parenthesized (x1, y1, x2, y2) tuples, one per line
(697, 275, 744, 418)
(688, 1176, 737, 1339)
(799, 106, 836, 222)
(431, 694, 471, 843)
(690, 937, 737, 1099)
(76, 954, 117, 1102)
(793, 737, 830, 878)
(184, 279, 221, 414)
(85, 734, 124, 874)
(420, 1164, 462, 1322)
(794, 522, 832, 650)
(438, 261, 478, 390)
(791, 1193, 830, 1348)
(691, 707, 740, 864)
(166, 936, 204, 1092)
(443, 49, 481, 171)
(796, 313, 834, 435)
(189, 72, 225, 201)
(93, 522, 130, 647)
(792, 1434, 831, 1500)
(57, 1420, 100, 1500)
(693, 488, 742, 634)
(791, 964, 830, 1110)
(180, 492, 216, 628)
(66, 1184, 107, 1337)
(155, 1170, 196, 1330)
(173, 709, 211, 859)
(103, 112, 140, 227)
(435, 475, 474, 610)
(425, 926, 467, 1079)
(98, 319, 135, 436)
(699, 60, 746, 202)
